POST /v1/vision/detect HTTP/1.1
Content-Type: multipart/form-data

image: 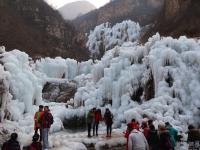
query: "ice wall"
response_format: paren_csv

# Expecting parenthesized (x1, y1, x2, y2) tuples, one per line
(76, 34, 200, 129)
(1, 50, 43, 114)
(1, 33, 200, 132)
(86, 20, 141, 56)
(0, 47, 11, 122)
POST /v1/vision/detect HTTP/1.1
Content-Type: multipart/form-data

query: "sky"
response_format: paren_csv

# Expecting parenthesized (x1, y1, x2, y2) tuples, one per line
(45, 0, 110, 9)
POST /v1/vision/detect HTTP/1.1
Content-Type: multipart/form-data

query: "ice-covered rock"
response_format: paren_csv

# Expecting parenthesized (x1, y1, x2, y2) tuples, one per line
(86, 20, 141, 56)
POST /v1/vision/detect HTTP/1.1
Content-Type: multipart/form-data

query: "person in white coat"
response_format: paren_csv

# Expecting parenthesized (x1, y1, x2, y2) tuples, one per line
(128, 128, 149, 150)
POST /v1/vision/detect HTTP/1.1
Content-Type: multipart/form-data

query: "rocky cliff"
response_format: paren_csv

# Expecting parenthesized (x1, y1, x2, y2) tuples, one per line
(74, 0, 200, 45)
(73, 0, 164, 33)
(154, 0, 200, 37)
(164, 0, 191, 21)
(0, 0, 89, 60)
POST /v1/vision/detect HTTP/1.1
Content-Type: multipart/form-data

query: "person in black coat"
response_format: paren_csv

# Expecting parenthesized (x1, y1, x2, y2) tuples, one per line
(1, 133, 21, 150)
(104, 108, 113, 137)
(147, 124, 159, 150)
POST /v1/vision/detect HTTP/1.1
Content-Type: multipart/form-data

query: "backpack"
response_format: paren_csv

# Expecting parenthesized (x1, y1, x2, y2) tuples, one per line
(48, 113, 54, 125)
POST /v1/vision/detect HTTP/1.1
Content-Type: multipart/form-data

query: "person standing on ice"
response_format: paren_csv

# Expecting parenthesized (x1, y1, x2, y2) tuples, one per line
(187, 124, 200, 149)
(128, 126, 149, 150)
(41, 106, 53, 150)
(93, 108, 102, 136)
(165, 122, 178, 149)
(141, 121, 150, 138)
(124, 119, 140, 150)
(158, 124, 173, 150)
(124, 123, 133, 150)
(87, 109, 93, 137)
(91, 107, 96, 136)
(1, 133, 21, 150)
(104, 108, 113, 137)
(147, 124, 159, 150)
(34, 105, 44, 142)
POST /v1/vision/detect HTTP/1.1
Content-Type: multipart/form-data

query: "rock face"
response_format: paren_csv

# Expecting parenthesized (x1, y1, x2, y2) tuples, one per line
(164, 0, 191, 21)
(42, 82, 76, 103)
(59, 1, 96, 20)
(73, 0, 164, 33)
(159, 0, 200, 37)
(74, 0, 200, 45)
(0, 0, 89, 60)
(140, 0, 200, 42)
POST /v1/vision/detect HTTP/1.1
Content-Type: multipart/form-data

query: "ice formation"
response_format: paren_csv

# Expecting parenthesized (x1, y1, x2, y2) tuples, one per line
(86, 20, 141, 56)
(0, 32, 200, 149)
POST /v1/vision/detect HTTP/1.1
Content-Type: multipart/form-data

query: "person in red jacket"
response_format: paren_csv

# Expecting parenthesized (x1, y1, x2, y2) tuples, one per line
(124, 123, 133, 150)
(93, 109, 102, 136)
(142, 121, 150, 138)
(34, 105, 44, 142)
(123, 119, 139, 150)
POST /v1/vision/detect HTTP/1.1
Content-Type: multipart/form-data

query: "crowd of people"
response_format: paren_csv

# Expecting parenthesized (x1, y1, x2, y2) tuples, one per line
(124, 119, 200, 150)
(1, 106, 200, 150)
(87, 108, 113, 137)
(1, 105, 53, 150)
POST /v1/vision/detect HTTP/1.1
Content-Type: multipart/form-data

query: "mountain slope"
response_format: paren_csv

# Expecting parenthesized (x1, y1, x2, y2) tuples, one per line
(158, 0, 200, 37)
(59, 1, 96, 20)
(0, 0, 89, 60)
(140, 0, 200, 42)
(73, 0, 164, 33)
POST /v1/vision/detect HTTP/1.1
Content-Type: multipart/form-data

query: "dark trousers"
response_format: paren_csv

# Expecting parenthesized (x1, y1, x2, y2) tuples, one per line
(35, 127, 42, 141)
(88, 123, 92, 137)
(106, 124, 112, 136)
(93, 121, 99, 136)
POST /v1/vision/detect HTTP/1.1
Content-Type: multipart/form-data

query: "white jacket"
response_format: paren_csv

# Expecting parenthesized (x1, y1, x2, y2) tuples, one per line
(128, 129, 149, 150)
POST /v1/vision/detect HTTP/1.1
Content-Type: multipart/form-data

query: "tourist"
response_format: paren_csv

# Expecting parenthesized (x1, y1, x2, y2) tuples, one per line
(147, 124, 159, 150)
(187, 124, 200, 149)
(93, 108, 102, 136)
(165, 122, 178, 149)
(34, 105, 44, 142)
(158, 124, 173, 150)
(87, 109, 93, 137)
(141, 121, 149, 138)
(128, 126, 149, 150)
(28, 133, 42, 150)
(104, 108, 113, 137)
(41, 106, 53, 150)
(1, 133, 21, 150)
